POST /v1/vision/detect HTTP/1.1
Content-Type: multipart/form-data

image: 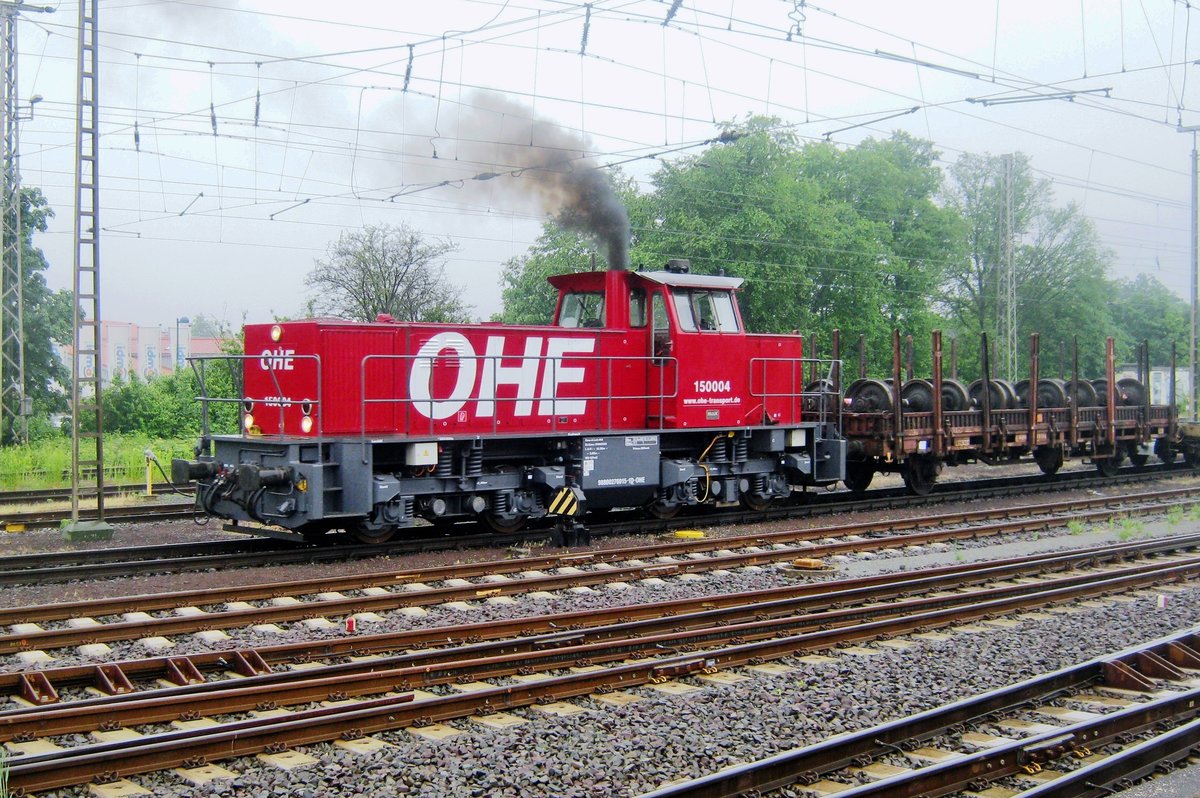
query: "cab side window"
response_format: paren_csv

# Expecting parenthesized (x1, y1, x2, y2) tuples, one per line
(652, 293, 671, 359)
(672, 291, 697, 332)
(670, 289, 740, 333)
(558, 291, 605, 328)
(629, 288, 647, 328)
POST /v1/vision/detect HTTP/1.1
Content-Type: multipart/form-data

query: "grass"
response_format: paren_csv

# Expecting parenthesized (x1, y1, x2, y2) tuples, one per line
(1167, 506, 1185, 527)
(0, 434, 194, 490)
(1189, 505, 1200, 523)
(1117, 518, 1147, 541)
(1067, 520, 1087, 536)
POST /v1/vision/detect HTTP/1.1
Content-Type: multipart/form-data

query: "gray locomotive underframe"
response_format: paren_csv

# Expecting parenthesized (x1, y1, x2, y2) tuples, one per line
(195, 421, 845, 535)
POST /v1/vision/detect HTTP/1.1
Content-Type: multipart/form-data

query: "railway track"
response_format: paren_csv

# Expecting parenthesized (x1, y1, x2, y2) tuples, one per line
(642, 628, 1200, 797)
(0, 460, 1181, 533)
(1, 537, 1196, 795)
(0, 482, 176, 505)
(3, 486, 1198, 655)
(1, 465, 1192, 586)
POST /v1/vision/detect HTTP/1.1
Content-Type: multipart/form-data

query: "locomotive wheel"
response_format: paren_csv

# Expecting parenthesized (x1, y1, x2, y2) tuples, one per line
(1034, 445, 1064, 476)
(901, 455, 940, 496)
(740, 492, 774, 512)
(349, 522, 398, 545)
(646, 500, 681, 520)
(843, 460, 874, 493)
(482, 513, 528, 534)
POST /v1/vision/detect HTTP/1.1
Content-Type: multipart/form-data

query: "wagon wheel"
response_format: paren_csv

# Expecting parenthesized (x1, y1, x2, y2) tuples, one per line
(1014, 379, 1031, 407)
(803, 379, 838, 414)
(482, 513, 529, 534)
(996, 380, 1019, 409)
(901, 380, 935, 412)
(1034, 445, 1064, 476)
(845, 378, 893, 413)
(1126, 441, 1149, 469)
(1036, 379, 1069, 409)
(901, 455, 940, 496)
(1116, 377, 1146, 407)
(1065, 379, 1098, 408)
(1155, 437, 1177, 466)
(843, 460, 874, 494)
(1185, 447, 1200, 469)
(940, 379, 970, 412)
(968, 379, 1009, 410)
(1094, 448, 1124, 478)
(348, 521, 398, 545)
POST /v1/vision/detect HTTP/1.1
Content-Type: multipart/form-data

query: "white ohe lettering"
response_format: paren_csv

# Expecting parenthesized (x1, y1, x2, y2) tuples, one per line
(259, 348, 296, 371)
(409, 332, 595, 420)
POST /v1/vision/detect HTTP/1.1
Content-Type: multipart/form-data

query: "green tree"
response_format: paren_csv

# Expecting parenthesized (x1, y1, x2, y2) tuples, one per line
(941, 152, 1113, 377)
(1107, 274, 1189, 366)
(496, 226, 595, 324)
(305, 223, 471, 323)
(188, 313, 232, 339)
(1, 188, 73, 443)
(628, 120, 956, 374)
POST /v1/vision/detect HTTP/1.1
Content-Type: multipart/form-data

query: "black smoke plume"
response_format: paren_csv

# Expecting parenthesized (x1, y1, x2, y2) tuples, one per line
(455, 92, 630, 269)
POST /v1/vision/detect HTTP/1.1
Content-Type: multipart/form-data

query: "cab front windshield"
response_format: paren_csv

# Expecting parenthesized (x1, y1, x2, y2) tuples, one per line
(558, 291, 606, 327)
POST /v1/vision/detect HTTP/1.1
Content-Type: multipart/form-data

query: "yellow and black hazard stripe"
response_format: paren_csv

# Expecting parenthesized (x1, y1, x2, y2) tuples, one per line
(548, 486, 585, 517)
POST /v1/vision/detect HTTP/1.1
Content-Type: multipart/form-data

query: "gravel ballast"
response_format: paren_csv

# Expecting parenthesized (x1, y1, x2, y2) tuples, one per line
(24, 586, 1200, 797)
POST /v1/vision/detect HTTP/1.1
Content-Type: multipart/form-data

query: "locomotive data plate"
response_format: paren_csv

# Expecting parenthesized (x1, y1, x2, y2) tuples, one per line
(579, 435, 660, 496)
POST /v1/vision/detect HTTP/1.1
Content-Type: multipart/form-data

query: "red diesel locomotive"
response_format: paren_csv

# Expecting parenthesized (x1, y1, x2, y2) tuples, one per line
(174, 260, 846, 542)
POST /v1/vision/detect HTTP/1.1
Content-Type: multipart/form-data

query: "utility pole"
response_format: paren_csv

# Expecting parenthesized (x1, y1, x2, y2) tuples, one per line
(0, 0, 51, 444)
(64, 0, 110, 540)
(1179, 125, 1200, 421)
(996, 153, 1017, 382)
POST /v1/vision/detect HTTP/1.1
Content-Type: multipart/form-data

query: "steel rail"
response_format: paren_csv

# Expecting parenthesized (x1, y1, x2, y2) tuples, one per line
(4, 495, 1197, 655)
(0, 482, 175, 505)
(638, 629, 1200, 798)
(790, 689, 1200, 798)
(3, 483, 1195, 626)
(1, 466, 1188, 584)
(1016, 716, 1200, 797)
(5, 531, 1195, 697)
(3, 550, 1198, 742)
(3, 497, 1197, 656)
(6, 569, 1199, 794)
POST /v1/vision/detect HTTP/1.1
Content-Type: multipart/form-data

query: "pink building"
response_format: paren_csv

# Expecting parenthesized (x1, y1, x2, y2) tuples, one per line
(62, 320, 228, 387)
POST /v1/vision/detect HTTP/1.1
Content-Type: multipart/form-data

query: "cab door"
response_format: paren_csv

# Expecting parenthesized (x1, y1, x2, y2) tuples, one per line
(647, 290, 677, 427)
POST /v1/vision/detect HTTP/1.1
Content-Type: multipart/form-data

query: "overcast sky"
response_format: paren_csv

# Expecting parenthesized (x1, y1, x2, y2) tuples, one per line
(12, 0, 1200, 329)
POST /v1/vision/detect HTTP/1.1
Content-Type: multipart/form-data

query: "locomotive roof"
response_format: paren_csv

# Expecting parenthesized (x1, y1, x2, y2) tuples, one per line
(547, 270, 743, 291)
(635, 270, 744, 290)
